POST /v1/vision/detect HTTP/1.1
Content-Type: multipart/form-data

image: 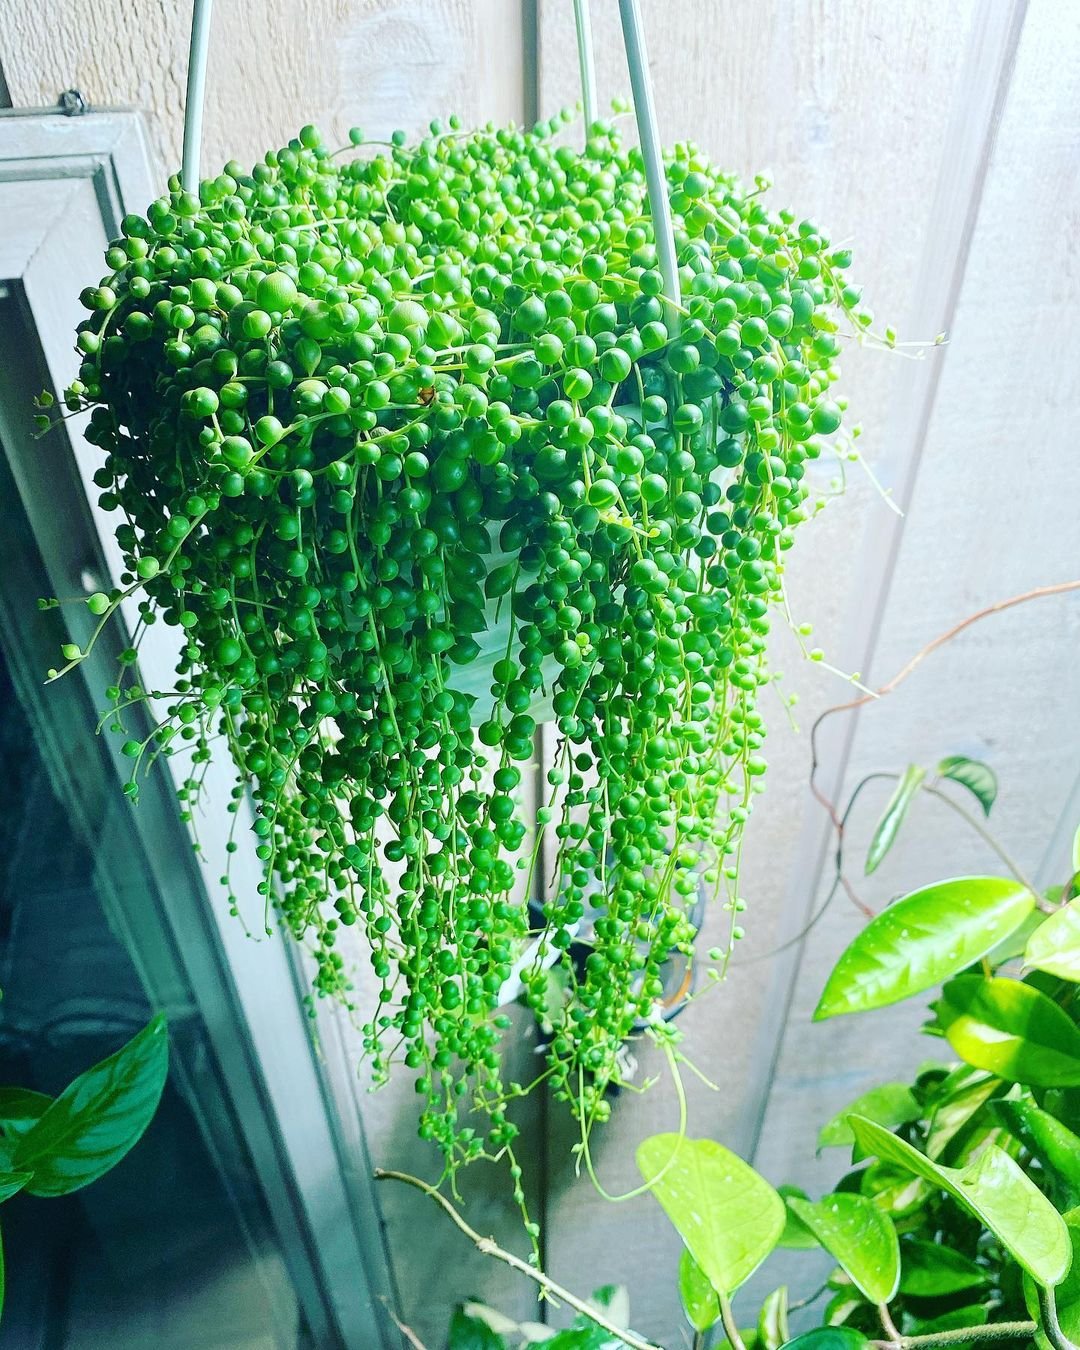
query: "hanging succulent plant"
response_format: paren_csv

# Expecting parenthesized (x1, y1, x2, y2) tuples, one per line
(48, 110, 872, 1196)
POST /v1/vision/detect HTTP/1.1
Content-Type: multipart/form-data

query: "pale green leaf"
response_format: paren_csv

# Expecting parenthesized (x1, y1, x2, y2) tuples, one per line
(757, 1287, 790, 1350)
(848, 1114, 1070, 1286)
(937, 757, 998, 816)
(935, 976, 1080, 1087)
(899, 1238, 990, 1296)
(818, 1084, 920, 1149)
(815, 878, 1036, 1019)
(1026, 900, 1080, 982)
(788, 1194, 899, 1304)
(636, 1134, 784, 1296)
(679, 1250, 719, 1333)
(777, 1185, 818, 1250)
(14, 1015, 168, 1197)
(865, 765, 925, 874)
(924, 1066, 1003, 1161)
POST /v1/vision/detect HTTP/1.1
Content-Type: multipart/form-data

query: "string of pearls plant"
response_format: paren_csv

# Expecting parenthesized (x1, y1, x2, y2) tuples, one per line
(46, 107, 875, 1207)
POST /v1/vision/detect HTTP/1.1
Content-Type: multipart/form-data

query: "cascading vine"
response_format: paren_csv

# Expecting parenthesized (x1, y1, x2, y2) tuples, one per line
(50, 111, 872, 1191)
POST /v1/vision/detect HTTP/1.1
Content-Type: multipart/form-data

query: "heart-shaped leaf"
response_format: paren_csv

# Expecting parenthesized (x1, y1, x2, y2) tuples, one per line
(815, 878, 1036, 1019)
(788, 1194, 899, 1303)
(757, 1287, 790, 1350)
(1026, 900, 1080, 982)
(899, 1238, 991, 1296)
(937, 757, 998, 816)
(848, 1114, 1070, 1286)
(0, 1087, 52, 1138)
(992, 1099, 1080, 1208)
(636, 1134, 785, 1297)
(865, 765, 925, 874)
(1024, 1209, 1080, 1350)
(679, 1250, 719, 1333)
(818, 1084, 920, 1150)
(934, 976, 1080, 1087)
(13, 1015, 168, 1197)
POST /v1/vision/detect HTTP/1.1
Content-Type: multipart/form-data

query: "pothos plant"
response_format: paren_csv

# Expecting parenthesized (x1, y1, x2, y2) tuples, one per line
(42, 105, 882, 1202)
(423, 762, 1080, 1350)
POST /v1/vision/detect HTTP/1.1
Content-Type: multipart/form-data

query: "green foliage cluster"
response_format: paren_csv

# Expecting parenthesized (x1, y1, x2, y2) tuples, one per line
(48, 109, 872, 1185)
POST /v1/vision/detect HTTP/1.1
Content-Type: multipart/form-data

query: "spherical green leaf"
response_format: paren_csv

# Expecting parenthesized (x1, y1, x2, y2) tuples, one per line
(1026, 900, 1080, 982)
(788, 1194, 900, 1303)
(679, 1249, 720, 1333)
(815, 877, 1036, 1019)
(935, 976, 1080, 1087)
(13, 1014, 168, 1197)
(818, 1084, 920, 1150)
(636, 1134, 785, 1297)
(848, 1114, 1070, 1286)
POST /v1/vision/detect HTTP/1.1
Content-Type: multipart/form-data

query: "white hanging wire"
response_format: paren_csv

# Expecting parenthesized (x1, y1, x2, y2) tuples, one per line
(572, 0, 598, 140)
(617, 0, 681, 329)
(181, 0, 214, 192)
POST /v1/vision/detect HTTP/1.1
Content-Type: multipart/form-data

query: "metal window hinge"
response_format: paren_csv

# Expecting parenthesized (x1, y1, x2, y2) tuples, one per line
(58, 89, 89, 116)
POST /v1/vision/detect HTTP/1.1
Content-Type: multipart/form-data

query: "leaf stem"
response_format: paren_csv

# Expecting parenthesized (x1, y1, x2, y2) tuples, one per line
(372, 1169, 662, 1350)
(871, 1322, 1038, 1350)
(718, 1294, 746, 1350)
(1040, 1284, 1080, 1350)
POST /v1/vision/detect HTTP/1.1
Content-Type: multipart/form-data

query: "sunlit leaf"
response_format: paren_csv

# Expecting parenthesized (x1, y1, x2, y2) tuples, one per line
(679, 1250, 719, 1333)
(992, 1099, 1080, 1209)
(14, 1015, 168, 1197)
(899, 1238, 991, 1297)
(924, 1066, 1003, 1162)
(848, 1114, 1069, 1286)
(1024, 1209, 1080, 1350)
(1026, 900, 1080, 982)
(934, 976, 1080, 1087)
(777, 1185, 818, 1250)
(865, 765, 925, 874)
(757, 1287, 790, 1350)
(0, 1088, 52, 1138)
(780, 1329, 867, 1350)
(937, 757, 998, 816)
(788, 1194, 899, 1304)
(636, 1134, 784, 1296)
(818, 1084, 920, 1150)
(815, 878, 1036, 1019)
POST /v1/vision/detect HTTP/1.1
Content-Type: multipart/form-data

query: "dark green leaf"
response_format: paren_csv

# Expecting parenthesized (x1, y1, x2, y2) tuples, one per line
(1024, 1208, 1080, 1350)
(1025, 900, 1080, 982)
(937, 757, 998, 816)
(788, 1194, 899, 1303)
(992, 1099, 1080, 1209)
(679, 1249, 719, 1333)
(484, 561, 517, 600)
(818, 1084, 920, 1150)
(545, 1328, 622, 1350)
(14, 1015, 168, 1197)
(0, 1172, 32, 1204)
(814, 878, 1036, 1019)
(865, 765, 925, 874)
(0, 1218, 4, 1325)
(780, 1329, 867, 1350)
(0, 1087, 52, 1138)
(448, 1306, 509, 1350)
(757, 1287, 790, 1350)
(777, 1185, 819, 1250)
(935, 976, 1080, 1087)
(899, 1238, 991, 1296)
(907, 1305, 989, 1350)
(636, 1134, 784, 1296)
(848, 1115, 1070, 1286)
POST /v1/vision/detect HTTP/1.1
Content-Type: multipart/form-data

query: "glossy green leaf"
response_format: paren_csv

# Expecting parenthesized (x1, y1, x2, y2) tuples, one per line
(1026, 900, 1080, 982)
(780, 1329, 867, 1350)
(757, 1287, 790, 1350)
(0, 1171, 31, 1205)
(899, 1238, 991, 1296)
(818, 1084, 920, 1150)
(0, 1088, 52, 1138)
(636, 1134, 785, 1296)
(865, 765, 925, 874)
(815, 877, 1036, 1019)
(777, 1185, 818, 1250)
(992, 1099, 1080, 1208)
(1024, 1209, 1080, 1350)
(788, 1194, 899, 1304)
(14, 1015, 168, 1197)
(848, 1114, 1070, 1286)
(937, 757, 998, 816)
(448, 1306, 509, 1350)
(679, 1250, 719, 1333)
(924, 1066, 1003, 1162)
(935, 976, 1080, 1087)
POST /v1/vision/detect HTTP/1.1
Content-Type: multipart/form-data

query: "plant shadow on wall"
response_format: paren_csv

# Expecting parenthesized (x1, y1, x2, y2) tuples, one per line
(36, 92, 909, 1247)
